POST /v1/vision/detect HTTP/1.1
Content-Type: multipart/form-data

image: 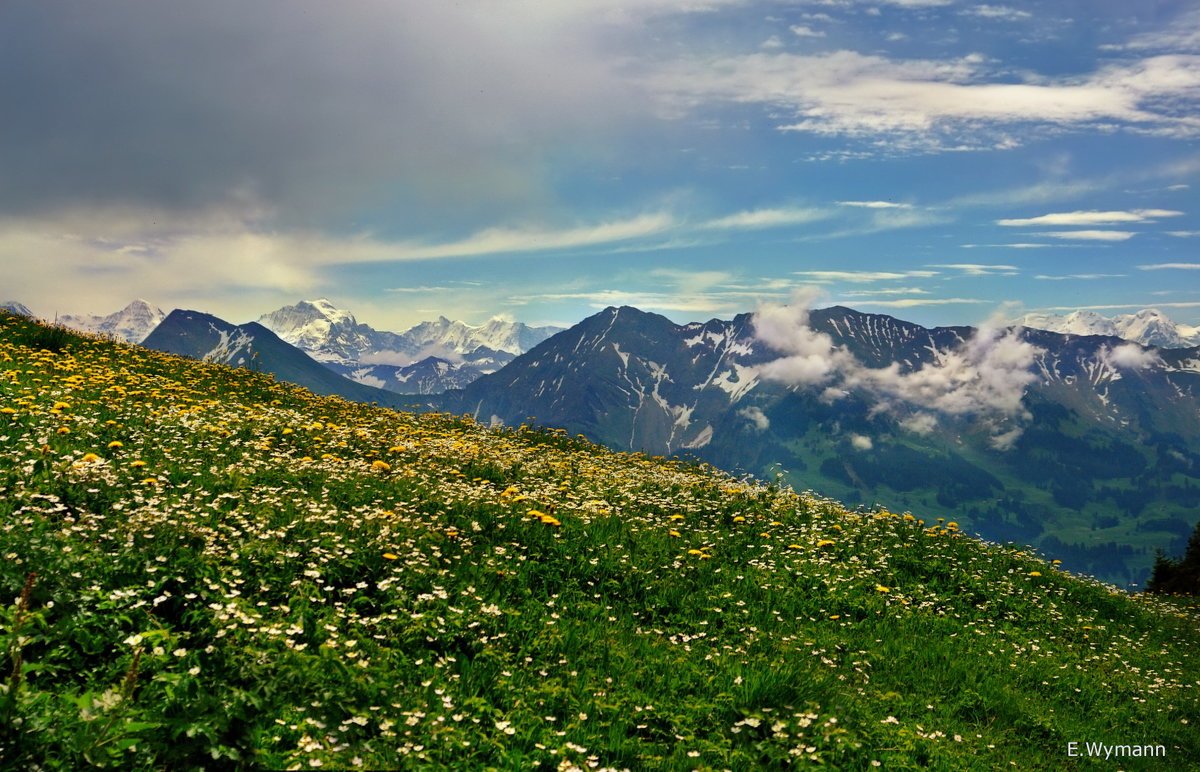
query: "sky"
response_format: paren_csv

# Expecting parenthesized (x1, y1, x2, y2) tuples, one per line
(3, 0, 1199, 332)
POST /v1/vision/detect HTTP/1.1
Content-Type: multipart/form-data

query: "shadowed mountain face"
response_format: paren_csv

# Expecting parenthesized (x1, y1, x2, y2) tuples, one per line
(141, 309, 407, 408)
(440, 305, 1200, 586)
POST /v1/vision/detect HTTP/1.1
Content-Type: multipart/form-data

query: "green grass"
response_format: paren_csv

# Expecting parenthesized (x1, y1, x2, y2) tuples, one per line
(0, 311, 1197, 770)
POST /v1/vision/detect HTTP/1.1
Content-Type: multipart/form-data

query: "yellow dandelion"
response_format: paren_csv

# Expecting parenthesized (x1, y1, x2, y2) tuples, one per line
(107, 440, 123, 449)
(80, 453, 101, 463)
(56, 427, 70, 435)
(788, 544, 803, 550)
(371, 459, 392, 472)
(539, 516, 561, 527)
(0, 407, 17, 415)
(668, 530, 681, 537)
(527, 509, 546, 518)
(141, 477, 159, 486)
(875, 585, 890, 593)
(732, 516, 746, 523)
(687, 549, 705, 556)
(1051, 559, 1062, 565)
(52, 401, 70, 410)
(282, 428, 294, 435)
(1028, 571, 1042, 577)
(130, 460, 147, 467)
(829, 615, 841, 620)
(382, 552, 399, 560)
(816, 539, 836, 548)
(668, 514, 684, 521)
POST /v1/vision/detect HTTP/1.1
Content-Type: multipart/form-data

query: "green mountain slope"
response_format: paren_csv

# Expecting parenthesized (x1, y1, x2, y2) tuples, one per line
(1, 313, 1197, 770)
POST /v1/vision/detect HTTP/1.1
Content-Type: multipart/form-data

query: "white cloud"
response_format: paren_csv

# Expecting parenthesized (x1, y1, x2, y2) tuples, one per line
(1099, 342, 1162, 370)
(963, 5, 1032, 21)
(649, 50, 1200, 150)
(850, 434, 873, 450)
(738, 406, 770, 431)
(849, 297, 985, 308)
(961, 243, 1055, 249)
(837, 200, 913, 209)
(751, 293, 1043, 447)
(926, 263, 1019, 275)
(1035, 230, 1136, 241)
(997, 209, 1183, 226)
(1033, 273, 1126, 280)
(791, 269, 940, 283)
(790, 25, 826, 38)
(1139, 262, 1200, 270)
(701, 206, 829, 230)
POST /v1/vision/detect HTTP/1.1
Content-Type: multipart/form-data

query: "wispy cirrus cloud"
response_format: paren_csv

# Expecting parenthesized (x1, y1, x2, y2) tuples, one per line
(1035, 230, 1136, 241)
(791, 269, 940, 283)
(837, 200, 913, 209)
(1034, 273, 1126, 280)
(1139, 263, 1200, 270)
(997, 209, 1183, 226)
(927, 263, 1019, 275)
(650, 49, 1200, 152)
(701, 206, 829, 230)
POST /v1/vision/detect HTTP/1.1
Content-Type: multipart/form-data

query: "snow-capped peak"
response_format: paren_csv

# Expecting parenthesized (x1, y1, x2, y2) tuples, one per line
(1, 301, 33, 317)
(59, 300, 166, 344)
(1015, 308, 1200, 349)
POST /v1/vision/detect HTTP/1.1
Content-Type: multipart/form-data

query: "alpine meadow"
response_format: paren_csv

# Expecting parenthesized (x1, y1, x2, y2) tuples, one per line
(1, 312, 1198, 770)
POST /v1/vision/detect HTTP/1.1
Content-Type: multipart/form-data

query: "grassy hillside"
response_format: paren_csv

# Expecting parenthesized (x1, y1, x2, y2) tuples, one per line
(1, 313, 1197, 770)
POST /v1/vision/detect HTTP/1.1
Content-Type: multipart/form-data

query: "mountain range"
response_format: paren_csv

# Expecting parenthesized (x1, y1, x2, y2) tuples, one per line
(440, 304, 1200, 586)
(255, 298, 562, 394)
(8, 294, 1200, 584)
(1015, 308, 1200, 348)
(141, 309, 409, 408)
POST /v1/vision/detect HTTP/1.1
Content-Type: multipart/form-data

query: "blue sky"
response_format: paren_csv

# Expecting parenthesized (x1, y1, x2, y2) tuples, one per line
(2, 0, 1199, 331)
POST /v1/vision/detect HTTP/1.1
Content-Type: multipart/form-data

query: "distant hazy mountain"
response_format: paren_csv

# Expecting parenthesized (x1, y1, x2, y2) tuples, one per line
(257, 298, 563, 393)
(1016, 308, 1200, 348)
(0, 301, 33, 317)
(59, 299, 166, 344)
(141, 309, 406, 407)
(440, 304, 1200, 586)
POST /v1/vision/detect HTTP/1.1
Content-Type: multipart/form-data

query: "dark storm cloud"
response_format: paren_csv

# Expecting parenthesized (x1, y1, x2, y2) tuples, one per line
(0, 1, 639, 228)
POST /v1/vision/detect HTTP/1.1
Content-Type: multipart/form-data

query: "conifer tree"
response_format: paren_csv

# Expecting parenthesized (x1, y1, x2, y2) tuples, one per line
(1147, 519, 1200, 595)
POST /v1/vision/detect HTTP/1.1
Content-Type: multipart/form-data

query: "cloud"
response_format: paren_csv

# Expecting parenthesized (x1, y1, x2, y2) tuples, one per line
(1099, 342, 1162, 370)
(926, 264, 1019, 275)
(1035, 230, 1136, 241)
(738, 406, 770, 431)
(837, 201, 913, 209)
(962, 5, 1032, 21)
(791, 270, 940, 283)
(373, 214, 677, 261)
(847, 297, 986, 308)
(1139, 263, 1200, 270)
(1034, 274, 1126, 280)
(790, 25, 826, 38)
(701, 207, 829, 230)
(649, 49, 1200, 151)
(751, 293, 1044, 447)
(997, 209, 1183, 226)
(961, 243, 1055, 249)
(850, 434, 873, 450)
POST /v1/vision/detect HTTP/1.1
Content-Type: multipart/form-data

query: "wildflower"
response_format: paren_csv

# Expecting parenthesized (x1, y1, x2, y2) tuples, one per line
(0, 407, 16, 415)
(80, 453, 101, 463)
(687, 549, 705, 556)
(816, 539, 836, 548)
(527, 509, 546, 518)
(732, 516, 746, 523)
(107, 440, 123, 449)
(56, 427, 70, 435)
(668, 530, 681, 537)
(382, 553, 399, 560)
(829, 615, 841, 620)
(52, 401, 70, 410)
(788, 544, 803, 550)
(669, 514, 684, 521)
(875, 585, 890, 593)
(141, 477, 159, 486)
(1028, 571, 1042, 577)
(130, 460, 147, 467)
(371, 459, 391, 472)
